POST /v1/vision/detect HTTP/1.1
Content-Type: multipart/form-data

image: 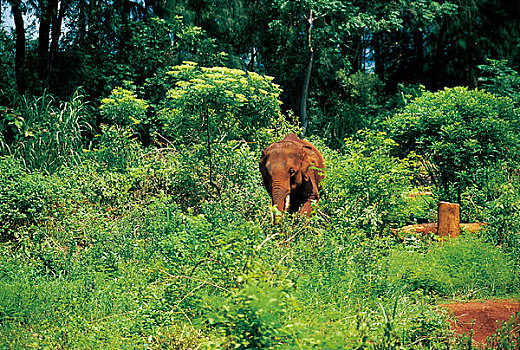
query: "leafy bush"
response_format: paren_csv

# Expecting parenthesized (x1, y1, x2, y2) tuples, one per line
(166, 140, 263, 210)
(485, 313, 520, 350)
(200, 282, 295, 349)
(479, 180, 520, 269)
(0, 252, 158, 349)
(0, 157, 72, 241)
(309, 71, 385, 148)
(89, 124, 143, 173)
(478, 58, 520, 101)
(0, 30, 15, 100)
(385, 235, 515, 297)
(155, 62, 293, 148)
(100, 85, 148, 127)
(119, 16, 224, 88)
(2, 77, 520, 349)
(386, 87, 520, 203)
(62, 160, 135, 209)
(321, 130, 416, 235)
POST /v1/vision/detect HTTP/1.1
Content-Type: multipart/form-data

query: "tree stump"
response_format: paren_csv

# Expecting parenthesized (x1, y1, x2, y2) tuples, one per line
(437, 201, 460, 239)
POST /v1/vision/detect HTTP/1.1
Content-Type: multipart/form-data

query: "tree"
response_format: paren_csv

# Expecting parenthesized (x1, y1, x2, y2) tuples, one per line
(37, 0, 69, 89)
(369, 0, 458, 90)
(155, 61, 286, 146)
(419, 0, 520, 89)
(7, 0, 26, 94)
(386, 87, 520, 202)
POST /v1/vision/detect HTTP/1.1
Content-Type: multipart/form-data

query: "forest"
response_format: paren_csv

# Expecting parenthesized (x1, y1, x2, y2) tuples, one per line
(1, 0, 520, 348)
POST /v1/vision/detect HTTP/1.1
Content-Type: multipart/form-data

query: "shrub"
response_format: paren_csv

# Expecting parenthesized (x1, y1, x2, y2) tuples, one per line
(480, 180, 520, 268)
(386, 87, 520, 203)
(166, 140, 264, 210)
(155, 62, 294, 148)
(89, 124, 143, 173)
(200, 282, 295, 349)
(321, 130, 416, 235)
(100, 85, 148, 127)
(485, 312, 520, 349)
(309, 71, 385, 148)
(65, 160, 135, 208)
(0, 157, 70, 241)
(478, 58, 520, 101)
(385, 235, 515, 297)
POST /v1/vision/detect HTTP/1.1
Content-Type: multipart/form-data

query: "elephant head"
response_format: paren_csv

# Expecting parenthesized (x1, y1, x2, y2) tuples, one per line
(259, 133, 325, 223)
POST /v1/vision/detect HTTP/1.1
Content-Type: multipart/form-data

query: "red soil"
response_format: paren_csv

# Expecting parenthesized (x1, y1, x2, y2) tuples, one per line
(440, 299, 520, 345)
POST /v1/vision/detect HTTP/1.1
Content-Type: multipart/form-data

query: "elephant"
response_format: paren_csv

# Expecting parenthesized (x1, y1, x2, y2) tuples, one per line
(259, 133, 325, 222)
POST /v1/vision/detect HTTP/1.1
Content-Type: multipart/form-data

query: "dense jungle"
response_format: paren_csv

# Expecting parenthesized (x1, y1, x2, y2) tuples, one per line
(1, 0, 520, 348)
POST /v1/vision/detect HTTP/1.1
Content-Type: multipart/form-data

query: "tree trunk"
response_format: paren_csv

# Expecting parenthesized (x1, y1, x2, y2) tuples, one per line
(432, 20, 447, 89)
(88, 0, 100, 46)
(247, 46, 257, 72)
(78, 0, 86, 43)
(49, 0, 66, 87)
(145, 0, 165, 19)
(9, 0, 26, 94)
(39, 0, 59, 89)
(373, 32, 384, 79)
(464, 5, 477, 88)
(301, 9, 315, 137)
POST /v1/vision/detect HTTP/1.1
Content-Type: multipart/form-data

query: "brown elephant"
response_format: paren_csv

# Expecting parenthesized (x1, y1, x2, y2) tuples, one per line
(259, 133, 325, 222)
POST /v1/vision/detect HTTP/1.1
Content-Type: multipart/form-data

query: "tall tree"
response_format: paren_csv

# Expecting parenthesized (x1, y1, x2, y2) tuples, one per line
(368, 0, 458, 90)
(38, 0, 55, 88)
(8, 0, 26, 94)
(37, 0, 68, 89)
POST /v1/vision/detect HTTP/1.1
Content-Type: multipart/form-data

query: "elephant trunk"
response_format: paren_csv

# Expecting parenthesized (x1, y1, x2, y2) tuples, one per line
(271, 181, 290, 224)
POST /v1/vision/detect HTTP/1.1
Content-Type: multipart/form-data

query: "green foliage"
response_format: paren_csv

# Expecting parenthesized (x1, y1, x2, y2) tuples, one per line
(321, 130, 416, 235)
(0, 122, 508, 349)
(0, 156, 77, 241)
(310, 71, 386, 147)
(385, 235, 515, 297)
(478, 59, 520, 101)
(89, 125, 143, 173)
(100, 85, 149, 127)
(0, 30, 15, 100)
(165, 140, 262, 210)
(0, 157, 47, 240)
(0, 248, 161, 349)
(117, 16, 224, 85)
(485, 313, 520, 350)
(1, 91, 92, 174)
(479, 180, 520, 268)
(201, 282, 295, 349)
(157, 62, 292, 147)
(3, 0, 520, 347)
(386, 87, 520, 202)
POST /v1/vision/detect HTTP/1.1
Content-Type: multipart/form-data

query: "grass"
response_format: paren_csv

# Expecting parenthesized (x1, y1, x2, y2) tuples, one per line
(0, 131, 518, 348)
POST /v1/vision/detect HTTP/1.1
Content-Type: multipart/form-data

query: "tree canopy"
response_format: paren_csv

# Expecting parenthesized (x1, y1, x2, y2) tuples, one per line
(0, 0, 519, 140)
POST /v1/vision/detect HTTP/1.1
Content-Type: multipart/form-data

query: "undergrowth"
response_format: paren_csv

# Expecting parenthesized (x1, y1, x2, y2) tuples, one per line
(1, 72, 519, 348)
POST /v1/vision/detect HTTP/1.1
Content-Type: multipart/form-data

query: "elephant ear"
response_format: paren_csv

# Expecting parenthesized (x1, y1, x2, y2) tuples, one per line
(301, 146, 322, 195)
(259, 151, 272, 195)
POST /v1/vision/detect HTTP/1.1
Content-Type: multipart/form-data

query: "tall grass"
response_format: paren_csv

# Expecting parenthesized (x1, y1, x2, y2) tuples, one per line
(5, 90, 92, 174)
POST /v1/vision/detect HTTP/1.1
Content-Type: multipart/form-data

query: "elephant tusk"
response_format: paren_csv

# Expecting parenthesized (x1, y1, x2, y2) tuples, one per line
(284, 194, 291, 212)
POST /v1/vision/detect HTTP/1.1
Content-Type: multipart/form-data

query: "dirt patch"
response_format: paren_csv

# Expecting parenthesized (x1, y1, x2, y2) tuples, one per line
(440, 299, 519, 345)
